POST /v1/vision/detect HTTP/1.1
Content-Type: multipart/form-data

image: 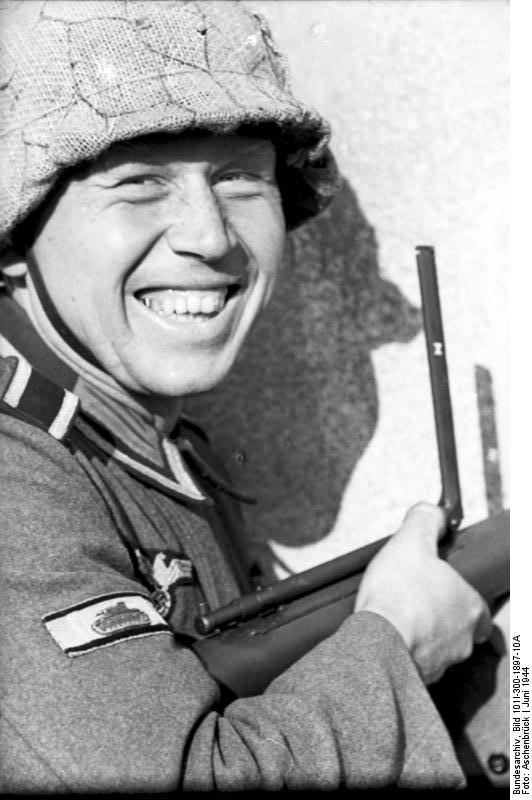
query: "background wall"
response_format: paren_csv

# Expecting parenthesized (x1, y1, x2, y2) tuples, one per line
(190, 0, 509, 566)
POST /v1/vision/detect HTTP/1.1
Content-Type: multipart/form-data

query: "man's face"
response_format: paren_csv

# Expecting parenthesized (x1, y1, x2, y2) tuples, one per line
(30, 134, 285, 397)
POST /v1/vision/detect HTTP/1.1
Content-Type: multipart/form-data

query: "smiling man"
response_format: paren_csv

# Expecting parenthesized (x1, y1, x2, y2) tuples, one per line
(0, 0, 490, 793)
(22, 133, 285, 402)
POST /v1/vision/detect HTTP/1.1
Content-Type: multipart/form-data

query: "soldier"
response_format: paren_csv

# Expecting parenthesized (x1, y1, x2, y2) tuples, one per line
(0, 1, 490, 792)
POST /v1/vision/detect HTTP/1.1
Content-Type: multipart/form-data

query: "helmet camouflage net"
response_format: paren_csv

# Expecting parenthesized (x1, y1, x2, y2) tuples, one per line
(0, 0, 339, 251)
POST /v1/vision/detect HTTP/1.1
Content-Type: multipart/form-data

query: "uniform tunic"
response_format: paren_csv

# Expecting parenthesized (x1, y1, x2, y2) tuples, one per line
(0, 293, 465, 792)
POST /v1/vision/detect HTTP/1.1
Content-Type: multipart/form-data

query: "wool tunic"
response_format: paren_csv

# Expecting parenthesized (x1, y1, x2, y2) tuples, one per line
(0, 294, 465, 792)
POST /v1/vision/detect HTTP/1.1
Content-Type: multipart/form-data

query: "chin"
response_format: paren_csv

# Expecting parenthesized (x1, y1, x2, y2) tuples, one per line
(132, 360, 234, 400)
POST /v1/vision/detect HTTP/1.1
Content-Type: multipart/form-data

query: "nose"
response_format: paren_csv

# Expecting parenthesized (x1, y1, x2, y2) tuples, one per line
(164, 177, 238, 263)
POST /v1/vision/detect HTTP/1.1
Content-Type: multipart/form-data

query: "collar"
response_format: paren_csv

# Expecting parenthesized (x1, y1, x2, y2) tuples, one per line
(0, 292, 213, 505)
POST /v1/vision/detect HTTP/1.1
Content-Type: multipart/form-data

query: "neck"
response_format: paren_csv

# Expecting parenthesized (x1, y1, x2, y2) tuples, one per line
(13, 277, 184, 435)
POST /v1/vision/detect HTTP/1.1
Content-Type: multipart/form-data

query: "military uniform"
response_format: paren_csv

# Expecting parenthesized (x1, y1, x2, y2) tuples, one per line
(0, 292, 466, 792)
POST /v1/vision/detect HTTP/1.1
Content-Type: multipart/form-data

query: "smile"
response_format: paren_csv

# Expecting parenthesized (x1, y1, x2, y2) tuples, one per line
(135, 286, 238, 321)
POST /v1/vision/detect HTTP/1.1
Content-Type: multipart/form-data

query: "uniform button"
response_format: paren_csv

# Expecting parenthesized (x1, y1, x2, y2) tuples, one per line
(234, 450, 246, 466)
(488, 753, 509, 775)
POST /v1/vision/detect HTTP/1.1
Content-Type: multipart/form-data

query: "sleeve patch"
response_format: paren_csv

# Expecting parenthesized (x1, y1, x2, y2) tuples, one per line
(42, 592, 172, 657)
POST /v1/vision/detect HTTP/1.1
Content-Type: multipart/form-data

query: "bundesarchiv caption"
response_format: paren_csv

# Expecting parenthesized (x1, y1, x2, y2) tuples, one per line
(513, 634, 530, 794)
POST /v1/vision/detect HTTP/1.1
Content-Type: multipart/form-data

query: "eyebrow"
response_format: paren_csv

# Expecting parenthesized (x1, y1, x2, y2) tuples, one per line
(92, 142, 276, 177)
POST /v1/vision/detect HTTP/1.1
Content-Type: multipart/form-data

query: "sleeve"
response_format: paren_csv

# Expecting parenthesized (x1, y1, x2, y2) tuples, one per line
(0, 414, 465, 793)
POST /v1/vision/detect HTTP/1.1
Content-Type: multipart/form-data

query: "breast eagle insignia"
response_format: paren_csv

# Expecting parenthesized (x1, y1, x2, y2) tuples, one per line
(134, 549, 193, 617)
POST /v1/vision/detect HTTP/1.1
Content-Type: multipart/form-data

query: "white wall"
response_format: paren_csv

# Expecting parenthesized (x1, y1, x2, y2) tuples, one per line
(191, 0, 509, 567)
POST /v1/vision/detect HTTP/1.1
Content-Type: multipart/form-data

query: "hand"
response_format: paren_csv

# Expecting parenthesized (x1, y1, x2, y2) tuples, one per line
(355, 502, 492, 684)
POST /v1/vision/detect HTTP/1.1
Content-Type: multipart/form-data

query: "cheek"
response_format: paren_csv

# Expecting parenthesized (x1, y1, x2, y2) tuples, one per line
(263, 197, 286, 265)
(258, 223, 285, 296)
(106, 203, 163, 247)
(32, 226, 117, 331)
(32, 229, 81, 313)
(232, 200, 285, 278)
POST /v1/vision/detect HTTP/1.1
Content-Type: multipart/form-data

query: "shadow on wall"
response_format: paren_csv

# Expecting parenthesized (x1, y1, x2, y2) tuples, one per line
(187, 178, 421, 547)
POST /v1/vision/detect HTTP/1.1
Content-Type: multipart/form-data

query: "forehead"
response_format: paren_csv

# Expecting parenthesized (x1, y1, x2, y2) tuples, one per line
(87, 133, 277, 174)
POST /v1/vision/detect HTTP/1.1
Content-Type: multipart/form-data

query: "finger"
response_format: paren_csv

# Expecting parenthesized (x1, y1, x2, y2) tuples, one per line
(397, 502, 447, 551)
(425, 666, 446, 686)
(473, 601, 493, 644)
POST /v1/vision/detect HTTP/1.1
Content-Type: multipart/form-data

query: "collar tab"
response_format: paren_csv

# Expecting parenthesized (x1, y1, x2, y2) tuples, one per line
(0, 352, 80, 442)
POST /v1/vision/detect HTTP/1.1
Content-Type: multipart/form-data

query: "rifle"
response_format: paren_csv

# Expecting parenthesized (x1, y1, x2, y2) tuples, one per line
(190, 247, 510, 699)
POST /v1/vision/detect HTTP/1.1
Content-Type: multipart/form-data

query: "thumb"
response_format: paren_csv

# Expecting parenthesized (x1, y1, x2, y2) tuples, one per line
(396, 502, 447, 553)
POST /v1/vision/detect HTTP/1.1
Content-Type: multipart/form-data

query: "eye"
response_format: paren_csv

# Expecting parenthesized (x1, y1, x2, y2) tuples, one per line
(216, 170, 257, 184)
(214, 169, 274, 198)
(117, 174, 162, 187)
(112, 173, 168, 203)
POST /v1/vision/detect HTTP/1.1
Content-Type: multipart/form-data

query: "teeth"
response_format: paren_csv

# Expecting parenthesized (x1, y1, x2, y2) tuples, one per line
(174, 294, 187, 315)
(186, 292, 201, 315)
(139, 288, 229, 318)
(161, 295, 175, 316)
(200, 294, 218, 314)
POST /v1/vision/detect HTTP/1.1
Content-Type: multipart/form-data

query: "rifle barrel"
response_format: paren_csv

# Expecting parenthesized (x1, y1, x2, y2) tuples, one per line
(195, 535, 390, 635)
